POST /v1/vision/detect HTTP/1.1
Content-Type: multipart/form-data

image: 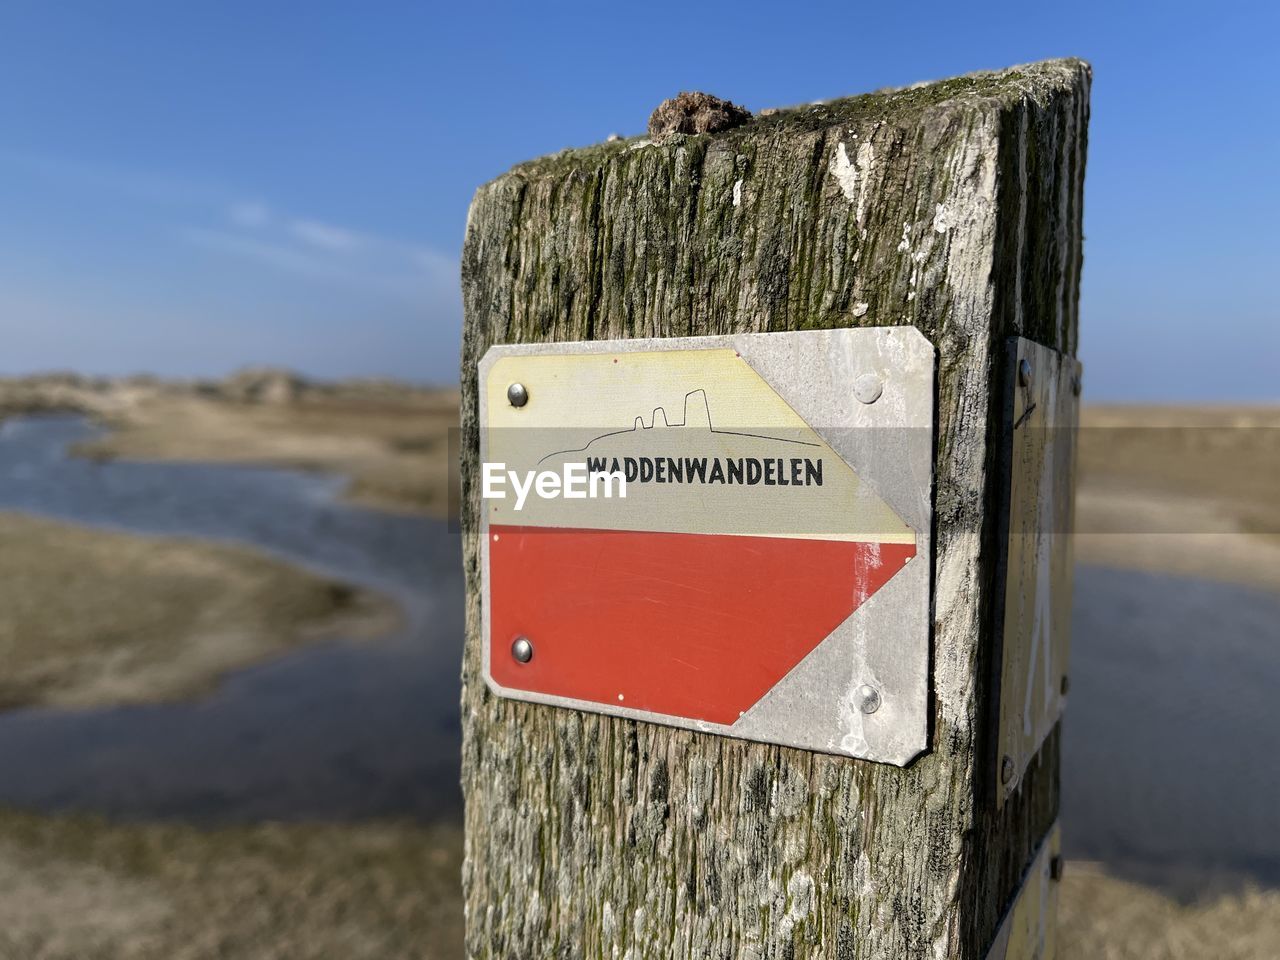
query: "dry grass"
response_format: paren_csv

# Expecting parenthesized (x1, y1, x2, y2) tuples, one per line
(0, 808, 463, 960)
(0, 512, 398, 711)
(1060, 863, 1280, 959)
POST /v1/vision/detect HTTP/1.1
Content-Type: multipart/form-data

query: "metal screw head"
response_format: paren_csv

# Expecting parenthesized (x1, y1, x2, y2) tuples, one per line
(1018, 358, 1034, 388)
(852, 374, 883, 405)
(510, 636, 533, 663)
(507, 382, 529, 408)
(1050, 855, 1065, 881)
(1000, 755, 1015, 786)
(855, 684, 881, 714)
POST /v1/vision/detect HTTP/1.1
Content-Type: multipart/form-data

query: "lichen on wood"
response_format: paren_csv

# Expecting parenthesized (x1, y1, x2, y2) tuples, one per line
(460, 58, 1090, 959)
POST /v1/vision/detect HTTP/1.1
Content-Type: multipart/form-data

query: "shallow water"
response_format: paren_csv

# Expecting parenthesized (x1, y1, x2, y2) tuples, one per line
(1065, 565, 1280, 895)
(0, 414, 1277, 895)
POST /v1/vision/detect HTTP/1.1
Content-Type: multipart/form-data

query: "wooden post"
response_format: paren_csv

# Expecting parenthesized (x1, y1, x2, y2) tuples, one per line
(459, 59, 1090, 959)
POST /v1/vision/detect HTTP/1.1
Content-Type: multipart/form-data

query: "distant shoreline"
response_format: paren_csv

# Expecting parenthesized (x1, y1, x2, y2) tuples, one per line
(4, 375, 1276, 590)
(1074, 406, 1280, 592)
(0, 370, 459, 519)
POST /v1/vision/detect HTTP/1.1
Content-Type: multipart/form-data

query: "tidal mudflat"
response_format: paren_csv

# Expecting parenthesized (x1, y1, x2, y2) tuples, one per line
(0, 386, 1276, 958)
(0, 405, 467, 956)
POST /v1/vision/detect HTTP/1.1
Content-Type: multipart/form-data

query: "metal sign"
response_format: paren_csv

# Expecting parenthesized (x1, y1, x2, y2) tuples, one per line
(984, 822, 1062, 960)
(996, 339, 1081, 804)
(479, 328, 934, 764)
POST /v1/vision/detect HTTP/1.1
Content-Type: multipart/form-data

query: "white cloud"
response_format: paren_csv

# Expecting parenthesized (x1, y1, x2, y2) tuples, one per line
(229, 201, 272, 228)
(0, 149, 463, 379)
(182, 224, 458, 309)
(184, 228, 325, 277)
(290, 218, 363, 251)
(174, 189, 459, 312)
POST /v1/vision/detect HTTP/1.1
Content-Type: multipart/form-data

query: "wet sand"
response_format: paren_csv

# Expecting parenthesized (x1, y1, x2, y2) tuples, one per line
(0, 511, 398, 711)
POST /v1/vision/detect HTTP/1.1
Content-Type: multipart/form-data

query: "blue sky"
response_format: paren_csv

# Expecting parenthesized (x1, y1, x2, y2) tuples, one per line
(0, 2, 1275, 399)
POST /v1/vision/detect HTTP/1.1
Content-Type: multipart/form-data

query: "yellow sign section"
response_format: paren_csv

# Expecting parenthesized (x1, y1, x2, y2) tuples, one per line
(484, 348, 913, 542)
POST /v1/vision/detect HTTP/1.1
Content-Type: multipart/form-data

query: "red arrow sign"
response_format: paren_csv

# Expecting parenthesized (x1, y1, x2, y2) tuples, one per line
(480, 336, 929, 758)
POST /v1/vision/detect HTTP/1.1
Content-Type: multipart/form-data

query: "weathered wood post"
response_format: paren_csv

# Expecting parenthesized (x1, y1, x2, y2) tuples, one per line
(460, 59, 1089, 959)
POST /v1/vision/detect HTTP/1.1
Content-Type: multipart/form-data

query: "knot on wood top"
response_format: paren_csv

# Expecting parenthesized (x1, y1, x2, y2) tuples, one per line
(648, 92, 751, 139)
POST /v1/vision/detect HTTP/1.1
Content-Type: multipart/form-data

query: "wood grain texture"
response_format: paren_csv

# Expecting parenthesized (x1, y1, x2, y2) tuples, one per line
(459, 59, 1090, 960)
